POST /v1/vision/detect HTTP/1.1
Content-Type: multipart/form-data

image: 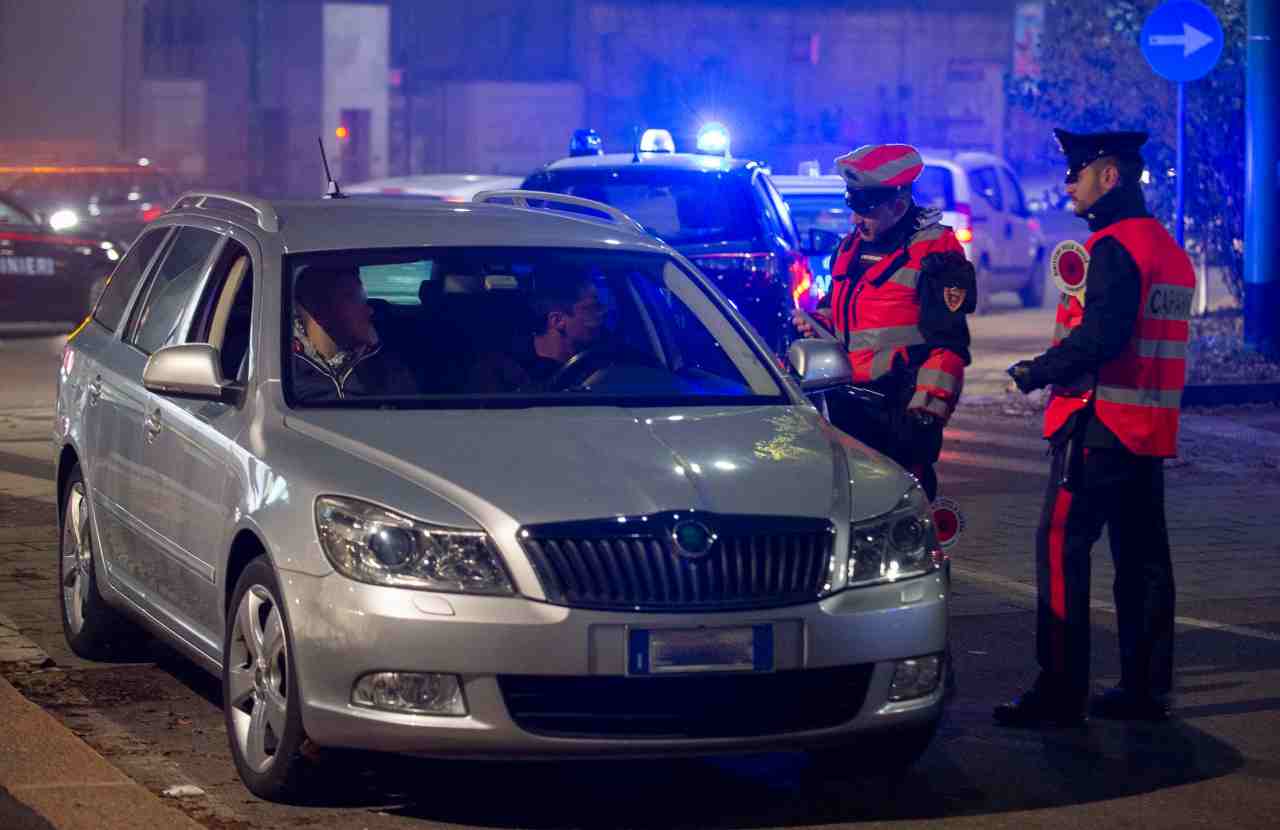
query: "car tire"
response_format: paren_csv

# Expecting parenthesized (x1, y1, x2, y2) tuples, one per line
(223, 556, 312, 802)
(58, 464, 140, 660)
(1018, 254, 1047, 308)
(805, 717, 940, 783)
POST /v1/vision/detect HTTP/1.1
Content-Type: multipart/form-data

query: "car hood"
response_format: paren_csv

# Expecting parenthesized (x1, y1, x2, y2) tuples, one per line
(283, 405, 911, 528)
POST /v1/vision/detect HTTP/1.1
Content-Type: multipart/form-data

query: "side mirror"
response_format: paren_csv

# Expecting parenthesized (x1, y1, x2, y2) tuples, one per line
(787, 339, 852, 391)
(143, 343, 240, 400)
(802, 227, 842, 256)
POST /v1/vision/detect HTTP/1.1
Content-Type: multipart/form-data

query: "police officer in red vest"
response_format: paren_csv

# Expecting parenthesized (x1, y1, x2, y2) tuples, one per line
(794, 144, 975, 501)
(997, 129, 1194, 727)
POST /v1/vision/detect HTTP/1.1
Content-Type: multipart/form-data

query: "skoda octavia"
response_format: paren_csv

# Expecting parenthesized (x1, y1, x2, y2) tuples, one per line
(54, 189, 949, 800)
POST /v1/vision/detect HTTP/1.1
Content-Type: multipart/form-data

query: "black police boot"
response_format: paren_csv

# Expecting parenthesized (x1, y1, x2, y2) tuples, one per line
(1089, 687, 1170, 722)
(993, 678, 1086, 728)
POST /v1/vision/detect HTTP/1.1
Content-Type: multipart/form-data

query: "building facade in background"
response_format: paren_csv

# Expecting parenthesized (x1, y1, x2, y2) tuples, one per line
(1, 0, 1032, 195)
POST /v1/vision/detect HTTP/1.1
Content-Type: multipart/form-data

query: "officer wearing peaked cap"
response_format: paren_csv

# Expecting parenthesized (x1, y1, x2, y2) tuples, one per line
(997, 129, 1195, 727)
(794, 144, 976, 502)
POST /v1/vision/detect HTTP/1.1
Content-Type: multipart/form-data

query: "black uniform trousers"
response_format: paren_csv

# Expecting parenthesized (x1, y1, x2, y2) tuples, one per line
(1036, 440, 1176, 703)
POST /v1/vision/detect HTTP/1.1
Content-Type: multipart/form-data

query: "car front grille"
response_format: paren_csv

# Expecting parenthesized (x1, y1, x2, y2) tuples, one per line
(498, 665, 873, 739)
(518, 513, 836, 611)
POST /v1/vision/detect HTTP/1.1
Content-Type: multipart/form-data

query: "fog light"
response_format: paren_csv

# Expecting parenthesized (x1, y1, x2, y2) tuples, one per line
(352, 672, 467, 715)
(888, 655, 943, 702)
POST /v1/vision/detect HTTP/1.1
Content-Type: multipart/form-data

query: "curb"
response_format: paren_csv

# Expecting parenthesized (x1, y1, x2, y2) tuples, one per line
(0, 627, 203, 830)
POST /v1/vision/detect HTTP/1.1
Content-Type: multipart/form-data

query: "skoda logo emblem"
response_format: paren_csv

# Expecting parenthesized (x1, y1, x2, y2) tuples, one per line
(672, 520, 716, 558)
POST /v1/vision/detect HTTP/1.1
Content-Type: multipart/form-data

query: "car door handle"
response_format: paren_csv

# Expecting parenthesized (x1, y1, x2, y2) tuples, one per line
(87, 377, 103, 407)
(144, 408, 162, 443)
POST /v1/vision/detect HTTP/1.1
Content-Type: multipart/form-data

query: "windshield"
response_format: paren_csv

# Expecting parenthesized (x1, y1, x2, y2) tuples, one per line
(284, 246, 785, 409)
(523, 168, 762, 247)
(2, 171, 175, 209)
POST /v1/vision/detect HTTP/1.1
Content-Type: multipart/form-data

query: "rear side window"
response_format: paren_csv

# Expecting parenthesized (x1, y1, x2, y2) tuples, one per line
(969, 167, 1003, 211)
(126, 226, 220, 354)
(913, 166, 955, 211)
(92, 228, 169, 331)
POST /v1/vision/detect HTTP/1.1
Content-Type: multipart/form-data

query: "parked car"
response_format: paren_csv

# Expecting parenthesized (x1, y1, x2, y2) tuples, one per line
(344, 173, 525, 202)
(774, 150, 1047, 312)
(0, 163, 177, 249)
(56, 189, 949, 801)
(522, 138, 814, 352)
(0, 191, 118, 332)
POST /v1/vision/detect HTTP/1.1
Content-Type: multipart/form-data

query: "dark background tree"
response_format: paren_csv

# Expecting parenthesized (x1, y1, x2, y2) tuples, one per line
(1007, 0, 1246, 303)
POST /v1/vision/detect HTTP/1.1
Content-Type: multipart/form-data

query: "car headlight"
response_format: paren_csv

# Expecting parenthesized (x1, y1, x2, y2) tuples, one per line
(315, 496, 514, 594)
(49, 209, 80, 232)
(845, 485, 943, 588)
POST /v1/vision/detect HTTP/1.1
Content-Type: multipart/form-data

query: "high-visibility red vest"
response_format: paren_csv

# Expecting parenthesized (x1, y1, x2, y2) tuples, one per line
(1042, 292, 1092, 440)
(829, 219, 967, 419)
(1087, 218, 1193, 457)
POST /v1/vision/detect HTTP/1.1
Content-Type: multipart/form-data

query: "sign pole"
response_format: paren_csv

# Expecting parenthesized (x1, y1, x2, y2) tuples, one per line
(1245, 0, 1279, 357)
(1176, 81, 1186, 247)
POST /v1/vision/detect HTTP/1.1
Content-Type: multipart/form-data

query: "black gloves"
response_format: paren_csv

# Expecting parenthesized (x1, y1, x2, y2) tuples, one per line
(898, 409, 945, 466)
(1007, 360, 1045, 394)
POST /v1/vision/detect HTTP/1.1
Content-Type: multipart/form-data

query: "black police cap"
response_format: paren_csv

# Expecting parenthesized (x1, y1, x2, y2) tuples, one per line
(1054, 128, 1148, 182)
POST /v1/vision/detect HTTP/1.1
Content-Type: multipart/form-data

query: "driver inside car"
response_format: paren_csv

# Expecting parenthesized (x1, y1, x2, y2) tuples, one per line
(466, 270, 607, 393)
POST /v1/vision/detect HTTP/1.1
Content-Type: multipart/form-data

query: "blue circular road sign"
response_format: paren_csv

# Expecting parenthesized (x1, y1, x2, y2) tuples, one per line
(1141, 1, 1224, 82)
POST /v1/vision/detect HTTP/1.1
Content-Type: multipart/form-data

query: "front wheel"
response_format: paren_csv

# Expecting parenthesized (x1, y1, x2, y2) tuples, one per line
(223, 557, 312, 801)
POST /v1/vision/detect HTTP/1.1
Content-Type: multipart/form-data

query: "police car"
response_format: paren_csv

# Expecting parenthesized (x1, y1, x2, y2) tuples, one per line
(521, 127, 813, 351)
(0, 162, 177, 249)
(774, 150, 1046, 312)
(0, 191, 119, 332)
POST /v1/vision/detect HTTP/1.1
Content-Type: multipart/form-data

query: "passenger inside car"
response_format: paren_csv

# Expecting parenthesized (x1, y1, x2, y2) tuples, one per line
(465, 270, 607, 393)
(290, 264, 419, 401)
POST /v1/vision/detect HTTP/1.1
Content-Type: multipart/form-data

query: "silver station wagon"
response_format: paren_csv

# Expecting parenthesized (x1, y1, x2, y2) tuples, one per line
(54, 189, 950, 801)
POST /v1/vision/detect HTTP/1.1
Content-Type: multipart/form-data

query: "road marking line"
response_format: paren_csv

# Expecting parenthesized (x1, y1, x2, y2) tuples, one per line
(953, 564, 1280, 643)
(945, 428, 1049, 452)
(939, 450, 1048, 476)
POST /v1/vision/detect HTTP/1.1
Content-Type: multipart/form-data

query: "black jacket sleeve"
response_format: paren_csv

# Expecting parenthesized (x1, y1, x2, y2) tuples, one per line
(1027, 237, 1140, 387)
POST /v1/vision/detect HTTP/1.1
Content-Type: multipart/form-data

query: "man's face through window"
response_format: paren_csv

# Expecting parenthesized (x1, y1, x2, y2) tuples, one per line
(320, 273, 377, 350)
(555, 283, 605, 352)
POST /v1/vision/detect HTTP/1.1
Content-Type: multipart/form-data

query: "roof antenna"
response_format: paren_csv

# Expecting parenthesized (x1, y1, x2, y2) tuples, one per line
(318, 137, 346, 199)
(631, 125, 640, 163)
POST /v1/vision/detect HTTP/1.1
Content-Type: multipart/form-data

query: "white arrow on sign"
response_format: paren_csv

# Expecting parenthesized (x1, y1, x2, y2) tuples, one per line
(1148, 22, 1215, 58)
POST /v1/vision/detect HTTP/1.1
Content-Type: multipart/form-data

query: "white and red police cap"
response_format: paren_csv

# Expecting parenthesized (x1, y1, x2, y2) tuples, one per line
(835, 144, 924, 190)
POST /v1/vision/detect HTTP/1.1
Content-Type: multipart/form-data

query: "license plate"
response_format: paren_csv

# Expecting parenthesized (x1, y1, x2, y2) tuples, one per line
(627, 624, 773, 675)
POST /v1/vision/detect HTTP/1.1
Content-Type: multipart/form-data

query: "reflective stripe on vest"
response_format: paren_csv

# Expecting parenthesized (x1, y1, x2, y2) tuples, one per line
(830, 221, 958, 383)
(916, 367, 960, 396)
(1087, 218, 1194, 457)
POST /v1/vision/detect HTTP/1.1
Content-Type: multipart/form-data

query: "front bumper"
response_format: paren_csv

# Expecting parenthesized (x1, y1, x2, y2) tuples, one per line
(281, 568, 948, 758)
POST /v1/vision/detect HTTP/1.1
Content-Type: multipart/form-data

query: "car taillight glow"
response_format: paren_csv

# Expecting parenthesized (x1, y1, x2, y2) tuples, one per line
(953, 201, 974, 244)
(1027, 217, 1042, 234)
(141, 206, 164, 222)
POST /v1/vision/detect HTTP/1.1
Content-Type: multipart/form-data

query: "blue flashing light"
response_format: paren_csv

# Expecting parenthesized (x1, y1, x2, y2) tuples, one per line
(696, 122, 731, 156)
(570, 128, 604, 157)
(639, 128, 676, 153)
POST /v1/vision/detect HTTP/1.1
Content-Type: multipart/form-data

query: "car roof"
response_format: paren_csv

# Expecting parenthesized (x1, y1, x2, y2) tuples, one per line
(167, 198, 666, 254)
(345, 173, 525, 197)
(541, 152, 757, 175)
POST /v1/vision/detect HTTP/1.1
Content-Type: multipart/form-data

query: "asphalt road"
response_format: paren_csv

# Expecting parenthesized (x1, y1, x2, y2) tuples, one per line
(2, 320, 1279, 829)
